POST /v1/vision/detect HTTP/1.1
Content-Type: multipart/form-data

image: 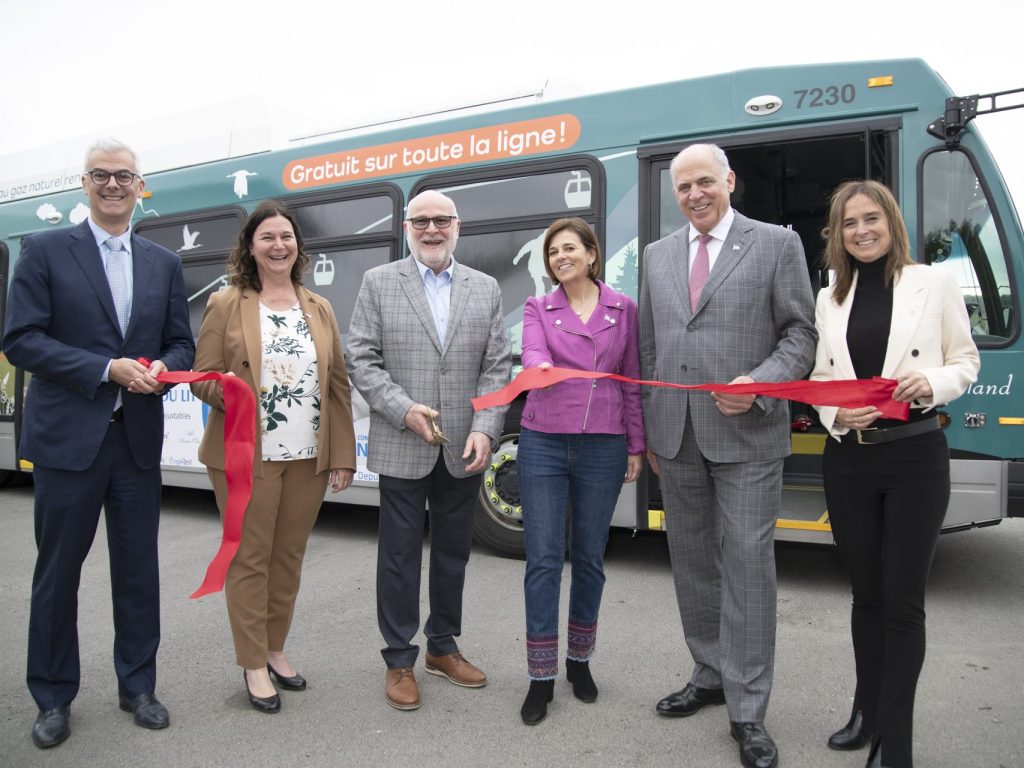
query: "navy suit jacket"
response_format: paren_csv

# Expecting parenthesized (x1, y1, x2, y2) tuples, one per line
(3, 221, 195, 471)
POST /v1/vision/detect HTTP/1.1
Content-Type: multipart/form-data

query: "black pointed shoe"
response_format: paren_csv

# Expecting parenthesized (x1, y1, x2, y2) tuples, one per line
(244, 670, 281, 714)
(828, 708, 871, 750)
(268, 663, 307, 691)
(730, 721, 779, 768)
(31, 706, 70, 749)
(565, 659, 598, 703)
(656, 683, 726, 716)
(865, 738, 888, 768)
(520, 679, 554, 725)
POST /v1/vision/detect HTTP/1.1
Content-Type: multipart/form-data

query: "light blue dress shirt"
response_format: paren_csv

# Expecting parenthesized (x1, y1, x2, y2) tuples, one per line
(88, 218, 134, 390)
(414, 255, 454, 345)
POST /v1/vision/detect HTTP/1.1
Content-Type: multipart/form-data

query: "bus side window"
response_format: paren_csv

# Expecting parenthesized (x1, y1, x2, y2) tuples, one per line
(0, 241, 12, 419)
(921, 150, 1017, 345)
(415, 158, 604, 358)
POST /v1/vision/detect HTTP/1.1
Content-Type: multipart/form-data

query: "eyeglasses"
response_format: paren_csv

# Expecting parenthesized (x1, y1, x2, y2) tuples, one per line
(85, 168, 141, 186)
(407, 215, 457, 230)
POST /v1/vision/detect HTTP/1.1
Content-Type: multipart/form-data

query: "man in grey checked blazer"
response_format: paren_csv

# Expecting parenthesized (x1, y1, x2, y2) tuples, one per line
(347, 190, 512, 711)
(639, 145, 816, 768)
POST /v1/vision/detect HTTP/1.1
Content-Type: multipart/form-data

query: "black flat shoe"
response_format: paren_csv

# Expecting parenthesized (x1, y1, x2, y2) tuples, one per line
(32, 706, 70, 749)
(268, 663, 307, 691)
(244, 670, 281, 713)
(731, 721, 779, 768)
(118, 693, 170, 729)
(565, 659, 597, 703)
(520, 679, 554, 725)
(656, 682, 726, 716)
(828, 708, 871, 750)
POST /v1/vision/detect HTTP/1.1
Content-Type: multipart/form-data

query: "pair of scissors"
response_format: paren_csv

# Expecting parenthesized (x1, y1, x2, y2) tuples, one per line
(429, 414, 450, 446)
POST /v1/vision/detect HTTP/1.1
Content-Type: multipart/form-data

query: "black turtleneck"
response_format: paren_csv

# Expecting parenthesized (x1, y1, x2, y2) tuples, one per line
(845, 259, 930, 427)
(846, 257, 891, 379)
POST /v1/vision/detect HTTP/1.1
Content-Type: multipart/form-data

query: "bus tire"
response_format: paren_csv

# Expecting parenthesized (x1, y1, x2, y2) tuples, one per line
(473, 431, 526, 558)
(0, 469, 29, 487)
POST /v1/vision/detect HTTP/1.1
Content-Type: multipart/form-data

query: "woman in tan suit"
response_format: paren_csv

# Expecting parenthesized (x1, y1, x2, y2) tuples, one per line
(192, 200, 356, 713)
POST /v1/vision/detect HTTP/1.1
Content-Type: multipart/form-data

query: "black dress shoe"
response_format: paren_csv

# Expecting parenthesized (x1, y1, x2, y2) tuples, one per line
(244, 670, 281, 713)
(730, 721, 778, 768)
(828, 708, 871, 750)
(656, 683, 726, 717)
(565, 659, 597, 703)
(268, 663, 307, 691)
(118, 693, 170, 729)
(32, 706, 70, 749)
(520, 679, 554, 725)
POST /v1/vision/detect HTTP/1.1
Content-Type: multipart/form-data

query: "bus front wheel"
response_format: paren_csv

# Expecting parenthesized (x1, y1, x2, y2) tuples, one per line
(473, 433, 525, 558)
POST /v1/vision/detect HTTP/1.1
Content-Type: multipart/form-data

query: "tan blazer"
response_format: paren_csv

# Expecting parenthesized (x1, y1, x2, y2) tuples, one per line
(191, 284, 356, 478)
(811, 263, 980, 439)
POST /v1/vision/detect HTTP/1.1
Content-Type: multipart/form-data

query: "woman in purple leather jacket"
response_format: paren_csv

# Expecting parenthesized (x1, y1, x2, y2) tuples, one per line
(517, 218, 645, 725)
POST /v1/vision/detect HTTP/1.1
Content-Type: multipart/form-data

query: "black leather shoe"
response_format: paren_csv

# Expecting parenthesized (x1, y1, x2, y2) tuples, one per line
(828, 708, 871, 750)
(565, 659, 597, 703)
(268, 663, 307, 691)
(118, 693, 170, 729)
(32, 706, 70, 749)
(730, 721, 779, 768)
(656, 683, 726, 717)
(244, 670, 281, 714)
(520, 679, 554, 725)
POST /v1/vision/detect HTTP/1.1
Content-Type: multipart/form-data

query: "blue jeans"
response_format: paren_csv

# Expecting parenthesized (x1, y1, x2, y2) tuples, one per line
(518, 428, 627, 679)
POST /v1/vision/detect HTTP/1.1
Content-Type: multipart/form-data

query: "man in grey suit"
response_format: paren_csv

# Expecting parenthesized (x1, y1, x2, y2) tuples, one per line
(639, 144, 816, 768)
(347, 190, 512, 711)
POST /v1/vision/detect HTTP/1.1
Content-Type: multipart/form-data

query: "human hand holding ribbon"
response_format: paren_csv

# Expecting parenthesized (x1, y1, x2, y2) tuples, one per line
(141, 359, 257, 599)
(471, 366, 910, 420)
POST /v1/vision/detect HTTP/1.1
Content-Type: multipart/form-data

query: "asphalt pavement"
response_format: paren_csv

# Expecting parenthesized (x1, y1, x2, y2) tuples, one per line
(0, 484, 1021, 768)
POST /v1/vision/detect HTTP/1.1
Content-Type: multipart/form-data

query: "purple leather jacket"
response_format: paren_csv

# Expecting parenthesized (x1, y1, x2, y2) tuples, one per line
(520, 281, 645, 455)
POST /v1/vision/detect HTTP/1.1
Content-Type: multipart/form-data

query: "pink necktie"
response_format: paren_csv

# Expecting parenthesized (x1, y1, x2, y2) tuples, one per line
(689, 234, 712, 311)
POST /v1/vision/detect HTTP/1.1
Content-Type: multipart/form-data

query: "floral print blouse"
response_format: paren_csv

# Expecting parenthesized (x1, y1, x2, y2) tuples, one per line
(258, 302, 320, 461)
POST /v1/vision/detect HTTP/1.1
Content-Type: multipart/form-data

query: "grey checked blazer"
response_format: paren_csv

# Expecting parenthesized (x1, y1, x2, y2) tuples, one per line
(346, 256, 512, 480)
(639, 211, 817, 463)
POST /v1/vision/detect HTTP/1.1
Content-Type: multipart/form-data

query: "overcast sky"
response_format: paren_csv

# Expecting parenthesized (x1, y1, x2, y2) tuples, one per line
(4, 0, 1023, 208)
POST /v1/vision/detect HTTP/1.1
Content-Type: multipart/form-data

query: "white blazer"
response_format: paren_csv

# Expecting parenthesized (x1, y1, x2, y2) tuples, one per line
(811, 263, 980, 439)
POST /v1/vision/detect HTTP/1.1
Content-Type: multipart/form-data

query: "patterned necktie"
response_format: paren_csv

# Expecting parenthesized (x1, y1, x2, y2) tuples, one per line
(105, 237, 130, 335)
(689, 233, 712, 311)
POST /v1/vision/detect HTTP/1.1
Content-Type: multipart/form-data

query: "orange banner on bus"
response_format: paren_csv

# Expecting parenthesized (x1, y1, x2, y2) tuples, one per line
(282, 114, 581, 190)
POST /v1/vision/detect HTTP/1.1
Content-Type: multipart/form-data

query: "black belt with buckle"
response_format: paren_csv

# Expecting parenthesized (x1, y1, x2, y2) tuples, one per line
(110, 407, 124, 423)
(846, 414, 940, 445)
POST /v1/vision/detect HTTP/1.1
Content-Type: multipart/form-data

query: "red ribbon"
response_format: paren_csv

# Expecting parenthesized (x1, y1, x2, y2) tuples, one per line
(146, 361, 257, 599)
(472, 366, 910, 421)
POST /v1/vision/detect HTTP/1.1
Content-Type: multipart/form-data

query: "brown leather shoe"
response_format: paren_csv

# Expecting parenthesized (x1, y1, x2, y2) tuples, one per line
(385, 668, 420, 710)
(424, 651, 487, 688)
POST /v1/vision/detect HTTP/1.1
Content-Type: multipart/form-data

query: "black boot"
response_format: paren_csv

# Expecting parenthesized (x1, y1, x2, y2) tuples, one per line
(566, 659, 598, 703)
(828, 705, 871, 750)
(520, 679, 554, 725)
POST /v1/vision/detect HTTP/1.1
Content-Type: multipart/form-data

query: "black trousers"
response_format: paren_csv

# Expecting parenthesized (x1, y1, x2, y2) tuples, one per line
(376, 449, 480, 669)
(824, 430, 949, 768)
(27, 419, 162, 710)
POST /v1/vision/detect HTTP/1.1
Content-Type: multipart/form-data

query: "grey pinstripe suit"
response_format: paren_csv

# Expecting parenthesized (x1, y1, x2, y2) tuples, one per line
(639, 210, 816, 722)
(347, 254, 511, 667)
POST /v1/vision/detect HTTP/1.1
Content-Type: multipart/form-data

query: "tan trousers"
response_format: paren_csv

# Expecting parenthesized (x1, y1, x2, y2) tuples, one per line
(209, 458, 328, 668)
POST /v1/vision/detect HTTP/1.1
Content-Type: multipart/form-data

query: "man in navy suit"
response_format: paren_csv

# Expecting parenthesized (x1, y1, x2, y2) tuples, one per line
(3, 138, 195, 748)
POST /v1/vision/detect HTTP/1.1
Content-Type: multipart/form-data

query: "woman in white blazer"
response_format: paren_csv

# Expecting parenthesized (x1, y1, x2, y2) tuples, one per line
(811, 181, 979, 768)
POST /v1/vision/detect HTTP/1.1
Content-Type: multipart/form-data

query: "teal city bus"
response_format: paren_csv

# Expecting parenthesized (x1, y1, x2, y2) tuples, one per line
(1, 58, 1021, 555)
